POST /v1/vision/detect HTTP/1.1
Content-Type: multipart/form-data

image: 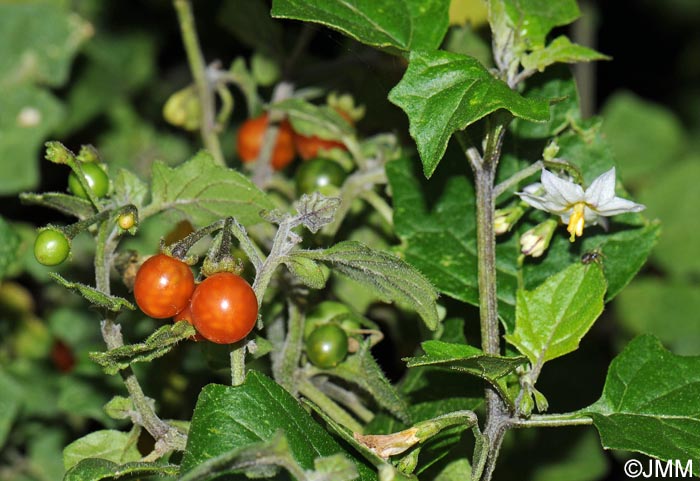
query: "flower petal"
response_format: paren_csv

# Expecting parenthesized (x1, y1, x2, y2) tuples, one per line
(595, 196, 646, 216)
(541, 170, 584, 205)
(517, 192, 570, 214)
(585, 168, 616, 207)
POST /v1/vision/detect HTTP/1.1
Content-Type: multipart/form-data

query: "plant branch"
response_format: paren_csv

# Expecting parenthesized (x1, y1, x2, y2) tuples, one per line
(95, 221, 185, 453)
(511, 413, 593, 429)
(494, 161, 543, 198)
(173, 0, 224, 165)
(466, 114, 510, 481)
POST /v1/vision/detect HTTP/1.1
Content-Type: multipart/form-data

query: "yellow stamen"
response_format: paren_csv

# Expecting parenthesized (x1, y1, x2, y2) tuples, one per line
(567, 203, 586, 242)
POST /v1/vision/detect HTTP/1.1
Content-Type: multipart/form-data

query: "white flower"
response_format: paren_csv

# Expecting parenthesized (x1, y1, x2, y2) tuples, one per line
(517, 168, 645, 242)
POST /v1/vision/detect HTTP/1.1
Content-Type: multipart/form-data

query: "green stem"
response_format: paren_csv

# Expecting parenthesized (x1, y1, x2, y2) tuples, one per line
(298, 379, 364, 434)
(173, 0, 224, 166)
(512, 413, 593, 428)
(474, 119, 507, 356)
(494, 160, 543, 198)
(466, 115, 510, 481)
(273, 301, 304, 394)
(230, 342, 247, 386)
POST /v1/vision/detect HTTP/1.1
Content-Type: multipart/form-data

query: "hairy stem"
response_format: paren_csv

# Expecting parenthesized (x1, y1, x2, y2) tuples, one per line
(273, 301, 304, 394)
(95, 221, 184, 450)
(468, 116, 509, 481)
(173, 0, 224, 165)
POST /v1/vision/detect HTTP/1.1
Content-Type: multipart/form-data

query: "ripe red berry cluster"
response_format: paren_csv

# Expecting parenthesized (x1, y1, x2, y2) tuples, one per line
(133, 254, 257, 344)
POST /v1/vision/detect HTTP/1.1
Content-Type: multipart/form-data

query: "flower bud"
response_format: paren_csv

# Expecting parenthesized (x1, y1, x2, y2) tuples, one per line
(520, 219, 557, 258)
(163, 85, 201, 131)
(542, 141, 559, 161)
(494, 205, 525, 235)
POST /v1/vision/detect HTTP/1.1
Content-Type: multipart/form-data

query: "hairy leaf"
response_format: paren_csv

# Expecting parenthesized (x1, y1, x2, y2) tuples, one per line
(388, 50, 549, 177)
(19, 192, 94, 220)
(64, 459, 178, 481)
(299, 241, 439, 330)
(147, 150, 273, 226)
(49, 273, 135, 312)
(325, 341, 410, 423)
(294, 193, 341, 233)
(89, 321, 196, 375)
(507, 264, 606, 366)
(581, 335, 700, 474)
(405, 341, 526, 403)
(271, 0, 450, 53)
(283, 255, 328, 289)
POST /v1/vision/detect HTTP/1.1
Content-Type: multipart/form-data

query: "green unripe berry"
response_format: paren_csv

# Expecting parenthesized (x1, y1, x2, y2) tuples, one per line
(68, 163, 109, 199)
(34, 229, 70, 266)
(305, 323, 348, 368)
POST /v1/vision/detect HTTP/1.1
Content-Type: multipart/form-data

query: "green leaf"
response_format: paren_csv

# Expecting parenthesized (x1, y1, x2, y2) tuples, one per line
(404, 341, 526, 403)
(616, 278, 700, 356)
(0, 85, 64, 194)
(271, 0, 450, 53)
(283, 255, 328, 289)
(387, 155, 519, 326)
(63, 429, 141, 471)
(49, 273, 135, 312)
(510, 66, 580, 139)
(601, 91, 686, 187)
(64, 459, 179, 481)
(522, 36, 609, 72)
(507, 263, 606, 366)
(325, 341, 410, 423)
(0, 217, 20, 281)
(274, 97, 353, 141)
(112, 168, 149, 210)
(388, 50, 549, 177)
(582, 335, 700, 472)
(180, 371, 377, 480)
(19, 192, 94, 220)
(490, 0, 580, 51)
(0, 370, 23, 449)
(0, 3, 90, 87)
(219, 0, 285, 60)
(298, 240, 439, 330)
(181, 432, 358, 481)
(638, 157, 700, 277)
(147, 150, 273, 226)
(89, 321, 196, 375)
